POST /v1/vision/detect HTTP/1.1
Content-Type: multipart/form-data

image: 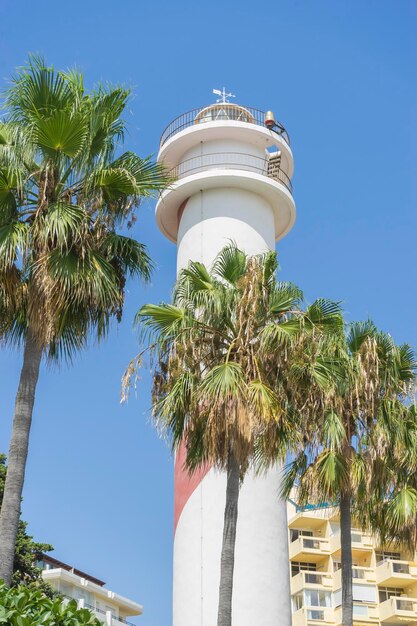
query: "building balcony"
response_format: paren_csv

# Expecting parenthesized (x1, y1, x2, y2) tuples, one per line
(376, 558, 417, 587)
(333, 566, 376, 588)
(379, 596, 417, 623)
(169, 151, 293, 194)
(330, 531, 374, 556)
(291, 571, 334, 595)
(289, 536, 331, 561)
(288, 508, 335, 531)
(334, 603, 379, 624)
(292, 606, 335, 626)
(74, 602, 137, 626)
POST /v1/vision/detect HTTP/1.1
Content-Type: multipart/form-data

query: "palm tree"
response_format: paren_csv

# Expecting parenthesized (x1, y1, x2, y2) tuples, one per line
(126, 244, 342, 626)
(0, 56, 170, 585)
(281, 323, 416, 626)
(363, 401, 417, 551)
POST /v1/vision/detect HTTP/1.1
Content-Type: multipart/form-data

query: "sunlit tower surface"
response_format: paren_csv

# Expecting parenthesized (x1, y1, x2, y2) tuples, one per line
(156, 92, 296, 626)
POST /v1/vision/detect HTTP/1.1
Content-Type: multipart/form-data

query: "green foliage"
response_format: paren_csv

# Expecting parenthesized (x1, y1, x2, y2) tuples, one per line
(0, 455, 53, 586)
(126, 244, 344, 474)
(0, 54, 171, 359)
(281, 319, 417, 545)
(0, 582, 101, 625)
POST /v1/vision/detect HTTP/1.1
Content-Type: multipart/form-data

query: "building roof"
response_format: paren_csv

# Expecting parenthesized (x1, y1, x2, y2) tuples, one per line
(41, 553, 106, 587)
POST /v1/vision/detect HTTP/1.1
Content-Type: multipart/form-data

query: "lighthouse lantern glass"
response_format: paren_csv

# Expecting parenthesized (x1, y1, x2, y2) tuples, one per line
(194, 103, 254, 125)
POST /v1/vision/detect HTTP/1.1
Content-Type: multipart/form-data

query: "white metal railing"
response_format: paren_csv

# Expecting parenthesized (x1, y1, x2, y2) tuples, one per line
(160, 105, 290, 147)
(169, 152, 293, 194)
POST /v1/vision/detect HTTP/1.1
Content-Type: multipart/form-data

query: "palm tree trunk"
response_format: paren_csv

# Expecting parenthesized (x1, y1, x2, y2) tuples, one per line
(217, 450, 240, 626)
(340, 492, 353, 626)
(0, 329, 42, 586)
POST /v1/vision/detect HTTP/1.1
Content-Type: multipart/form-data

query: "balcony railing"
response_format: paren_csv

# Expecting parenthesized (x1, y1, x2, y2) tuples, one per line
(291, 571, 333, 595)
(330, 530, 373, 553)
(376, 558, 417, 585)
(333, 566, 376, 588)
(292, 606, 334, 625)
(379, 595, 417, 620)
(160, 105, 290, 147)
(302, 538, 323, 550)
(334, 603, 380, 623)
(169, 151, 293, 194)
(82, 602, 136, 626)
(290, 536, 331, 560)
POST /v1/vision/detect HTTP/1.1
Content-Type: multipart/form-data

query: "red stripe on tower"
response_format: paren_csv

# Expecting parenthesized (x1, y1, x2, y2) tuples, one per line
(173, 441, 211, 533)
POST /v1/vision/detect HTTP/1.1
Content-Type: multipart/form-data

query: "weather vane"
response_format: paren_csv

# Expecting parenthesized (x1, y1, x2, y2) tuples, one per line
(212, 87, 236, 103)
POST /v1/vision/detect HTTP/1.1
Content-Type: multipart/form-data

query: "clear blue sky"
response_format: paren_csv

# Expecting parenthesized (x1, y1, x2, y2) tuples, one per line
(1, 1, 416, 624)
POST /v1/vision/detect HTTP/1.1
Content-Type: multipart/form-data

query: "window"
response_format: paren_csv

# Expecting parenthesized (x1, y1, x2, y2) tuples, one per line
(376, 550, 401, 563)
(195, 105, 253, 124)
(292, 593, 303, 611)
(351, 530, 362, 543)
(353, 604, 369, 617)
(303, 537, 321, 550)
(305, 573, 322, 584)
(291, 561, 317, 576)
(393, 562, 409, 574)
(290, 529, 313, 543)
(307, 609, 324, 620)
(352, 584, 377, 603)
(305, 589, 330, 608)
(378, 587, 404, 603)
(395, 598, 413, 611)
(77, 589, 94, 606)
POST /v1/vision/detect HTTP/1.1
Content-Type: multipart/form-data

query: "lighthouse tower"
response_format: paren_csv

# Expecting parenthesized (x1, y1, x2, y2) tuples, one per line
(156, 90, 296, 626)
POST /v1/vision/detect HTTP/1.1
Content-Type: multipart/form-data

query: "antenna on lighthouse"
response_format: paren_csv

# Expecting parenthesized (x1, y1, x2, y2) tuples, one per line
(212, 87, 236, 103)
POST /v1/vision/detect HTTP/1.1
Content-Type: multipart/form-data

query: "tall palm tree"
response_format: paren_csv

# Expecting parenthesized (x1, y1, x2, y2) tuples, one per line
(0, 56, 170, 585)
(363, 401, 417, 551)
(125, 244, 342, 626)
(281, 323, 416, 626)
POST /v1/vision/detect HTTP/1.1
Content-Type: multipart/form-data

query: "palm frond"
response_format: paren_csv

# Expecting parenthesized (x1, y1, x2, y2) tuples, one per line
(38, 203, 87, 250)
(304, 299, 344, 333)
(322, 410, 346, 450)
(101, 233, 153, 282)
(33, 110, 88, 158)
(201, 362, 244, 399)
(269, 281, 304, 314)
(211, 242, 247, 286)
(111, 152, 172, 195)
(0, 221, 29, 267)
(135, 303, 188, 341)
(347, 320, 376, 354)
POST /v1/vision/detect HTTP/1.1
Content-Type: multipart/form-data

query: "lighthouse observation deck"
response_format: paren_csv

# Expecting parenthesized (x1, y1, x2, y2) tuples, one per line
(156, 102, 296, 244)
(160, 104, 290, 147)
(168, 151, 293, 194)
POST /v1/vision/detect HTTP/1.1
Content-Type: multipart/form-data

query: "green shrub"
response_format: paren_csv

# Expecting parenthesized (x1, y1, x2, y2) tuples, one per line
(0, 583, 102, 625)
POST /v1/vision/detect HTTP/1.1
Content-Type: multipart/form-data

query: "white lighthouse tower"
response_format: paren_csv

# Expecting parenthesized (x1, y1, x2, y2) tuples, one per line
(156, 91, 296, 626)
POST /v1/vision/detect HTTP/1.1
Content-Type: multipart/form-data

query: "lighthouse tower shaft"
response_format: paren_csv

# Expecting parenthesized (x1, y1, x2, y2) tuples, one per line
(156, 102, 296, 626)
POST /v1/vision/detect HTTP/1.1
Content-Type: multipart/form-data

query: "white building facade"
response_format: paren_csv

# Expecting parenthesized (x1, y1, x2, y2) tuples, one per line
(156, 99, 296, 626)
(40, 554, 142, 625)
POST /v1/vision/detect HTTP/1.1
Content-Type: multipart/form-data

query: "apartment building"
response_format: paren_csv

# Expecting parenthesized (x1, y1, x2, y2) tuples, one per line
(39, 554, 142, 625)
(288, 498, 417, 625)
